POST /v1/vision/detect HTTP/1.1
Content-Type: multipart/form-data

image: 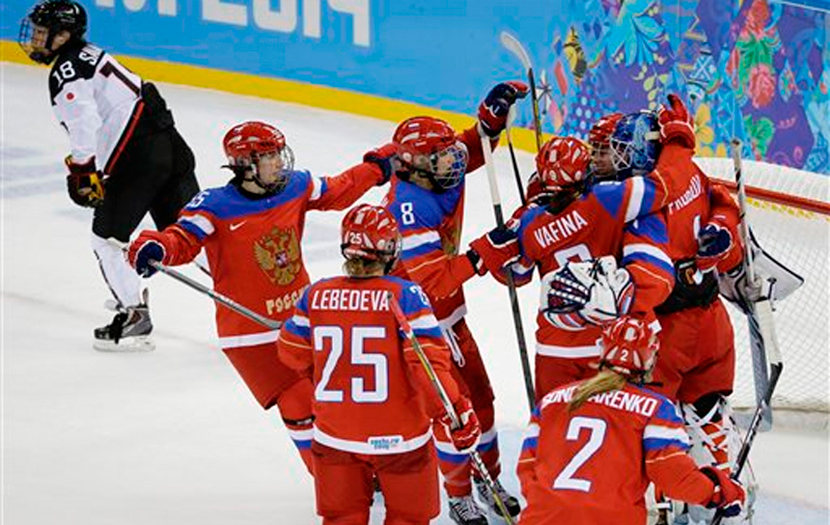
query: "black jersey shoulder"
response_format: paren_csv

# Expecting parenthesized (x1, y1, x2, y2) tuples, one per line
(49, 42, 106, 102)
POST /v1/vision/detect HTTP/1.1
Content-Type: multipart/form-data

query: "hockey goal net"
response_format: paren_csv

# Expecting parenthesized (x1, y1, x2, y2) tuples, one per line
(696, 157, 830, 421)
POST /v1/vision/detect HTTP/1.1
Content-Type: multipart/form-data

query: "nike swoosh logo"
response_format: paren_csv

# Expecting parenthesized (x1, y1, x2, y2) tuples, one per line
(230, 221, 246, 231)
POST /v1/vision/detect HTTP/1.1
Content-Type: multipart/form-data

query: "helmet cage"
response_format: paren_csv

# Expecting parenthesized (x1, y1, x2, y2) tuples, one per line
(400, 141, 468, 192)
(19, 0, 87, 65)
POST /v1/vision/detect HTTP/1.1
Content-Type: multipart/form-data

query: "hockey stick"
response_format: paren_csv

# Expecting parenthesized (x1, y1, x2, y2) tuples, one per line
(710, 316, 783, 525)
(108, 239, 280, 330)
(500, 31, 543, 152)
(505, 106, 528, 207)
(731, 139, 774, 429)
(480, 135, 536, 412)
(386, 292, 516, 525)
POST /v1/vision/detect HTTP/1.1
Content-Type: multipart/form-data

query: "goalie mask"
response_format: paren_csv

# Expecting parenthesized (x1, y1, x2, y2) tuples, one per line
(19, 0, 87, 65)
(223, 121, 295, 194)
(341, 204, 402, 269)
(393, 116, 469, 192)
(610, 111, 662, 179)
(599, 316, 659, 377)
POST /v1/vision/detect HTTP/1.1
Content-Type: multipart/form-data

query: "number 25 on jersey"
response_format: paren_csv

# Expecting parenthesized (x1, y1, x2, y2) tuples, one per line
(314, 325, 388, 404)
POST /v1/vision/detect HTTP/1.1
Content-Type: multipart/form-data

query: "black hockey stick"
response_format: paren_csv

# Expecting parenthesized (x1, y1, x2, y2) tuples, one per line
(480, 135, 536, 412)
(505, 107, 528, 207)
(731, 139, 774, 429)
(108, 239, 280, 330)
(500, 31, 543, 153)
(387, 292, 516, 525)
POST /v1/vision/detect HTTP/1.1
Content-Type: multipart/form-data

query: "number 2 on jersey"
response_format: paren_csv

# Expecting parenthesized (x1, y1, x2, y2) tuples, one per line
(314, 325, 388, 403)
(552, 416, 607, 492)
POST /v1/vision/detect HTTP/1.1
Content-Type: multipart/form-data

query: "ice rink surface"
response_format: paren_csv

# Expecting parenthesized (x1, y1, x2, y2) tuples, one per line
(2, 63, 828, 524)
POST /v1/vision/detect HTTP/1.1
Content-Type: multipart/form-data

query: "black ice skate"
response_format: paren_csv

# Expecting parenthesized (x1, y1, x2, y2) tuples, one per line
(93, 290, 155, 352)
(474, 477, 521, 519)
(448, 495, 488, 525)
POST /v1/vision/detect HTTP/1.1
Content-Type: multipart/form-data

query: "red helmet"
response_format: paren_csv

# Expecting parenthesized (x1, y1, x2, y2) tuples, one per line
(535, 137, 592, 193)
(222, 121, 295, 192)
(223, 121, 294, 168)
(588, 113, 624, 148)
(599, 316, 659, 376)
(393, 116, 468, 191)
(341, 204, 401, 263)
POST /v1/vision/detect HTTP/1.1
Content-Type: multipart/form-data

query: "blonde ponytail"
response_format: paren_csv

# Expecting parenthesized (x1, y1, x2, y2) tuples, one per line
(568, 368, 627, 411)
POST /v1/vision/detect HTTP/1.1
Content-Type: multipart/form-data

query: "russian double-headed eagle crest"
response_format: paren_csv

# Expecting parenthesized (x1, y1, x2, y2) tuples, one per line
(254, 226, 301, 285)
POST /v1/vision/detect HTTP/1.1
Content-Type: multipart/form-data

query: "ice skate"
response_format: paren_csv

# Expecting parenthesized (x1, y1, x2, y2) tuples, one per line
(474, 477, 521, 519)
(448, 494, 489, 525)
(93, 290, 155, 352)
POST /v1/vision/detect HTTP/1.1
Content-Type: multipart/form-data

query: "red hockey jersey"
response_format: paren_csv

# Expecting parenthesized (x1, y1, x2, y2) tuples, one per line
(147, 165, 384, 348)
(277, 275, 460, 455)
(517, 381, 717, 525)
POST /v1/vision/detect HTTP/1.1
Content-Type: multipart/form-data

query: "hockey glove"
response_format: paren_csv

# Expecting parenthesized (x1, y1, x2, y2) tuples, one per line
(363, 143, 399, 185)
(66, 156, 105, 208)
(467, 224, 520, 276)
(657, 94, 695, 149)
(543, 257, 634, 326)
(128, 231, 169, 277)
(438, 396, 481, 453)
(478, 81, 529, 138)
(701, 466, 745, 518)
(697, 223, 734, 273)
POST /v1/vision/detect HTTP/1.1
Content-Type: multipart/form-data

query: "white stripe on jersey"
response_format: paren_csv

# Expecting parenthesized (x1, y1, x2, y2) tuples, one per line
(535, 342, 601, 358)
(409, 313, 440, 330)
(624, 177, 646, 223)
(291, 314, 310, 328)
(180, 214, 215, 236)
(313, 426, 433, 456)
(310, 175, 323, 201)
(623, 243, 672, 266)
(402, 231, 441, 250)
(644, 424, 691, 445)
(219, 329, 281, 349)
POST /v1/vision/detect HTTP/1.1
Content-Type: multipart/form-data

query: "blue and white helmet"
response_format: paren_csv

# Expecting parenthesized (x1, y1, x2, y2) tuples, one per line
(610, 111, 662, 179)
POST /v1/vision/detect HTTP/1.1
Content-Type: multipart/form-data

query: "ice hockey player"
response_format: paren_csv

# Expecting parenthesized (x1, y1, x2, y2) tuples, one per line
(630, 95, 747, 524)
(516, 315, 745, 525)
(19, 0, 200, 351)
(469, 119, 693, 400)
(370, 81, 529, 525)
(127, 121, 391, 473)
(276, 203, 480, 525)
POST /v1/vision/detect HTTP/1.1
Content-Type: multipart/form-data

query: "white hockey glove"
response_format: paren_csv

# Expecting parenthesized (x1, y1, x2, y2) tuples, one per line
(542, 256, 635, 328)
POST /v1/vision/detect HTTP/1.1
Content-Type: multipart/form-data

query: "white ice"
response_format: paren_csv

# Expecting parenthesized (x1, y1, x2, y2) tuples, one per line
(2, 63, 828, 524)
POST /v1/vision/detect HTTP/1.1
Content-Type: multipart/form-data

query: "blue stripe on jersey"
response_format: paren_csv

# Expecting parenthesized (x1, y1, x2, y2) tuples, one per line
(643, 437, 691, 452)
(178, 218, 208, 241)
(626, 214, 668, 244)
(521, 436, 538, 452)
(591, 181, 625, 219)
(183, 170, 313, 220)
(622, 252, 675, 276)
(516, 205, 547, 255)
(437, 449, 469, 464)
(640, 179, 656, 216)
(650, 394, 684, 424)
(283, 318, 310, 341)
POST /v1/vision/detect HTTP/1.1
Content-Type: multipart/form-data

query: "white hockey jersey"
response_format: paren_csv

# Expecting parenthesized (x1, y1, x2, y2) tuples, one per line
(49, 43, 142, 174)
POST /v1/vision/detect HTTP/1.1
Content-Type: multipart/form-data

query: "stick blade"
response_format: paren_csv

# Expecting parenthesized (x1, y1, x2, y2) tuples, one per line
(500, 31, 532, 70)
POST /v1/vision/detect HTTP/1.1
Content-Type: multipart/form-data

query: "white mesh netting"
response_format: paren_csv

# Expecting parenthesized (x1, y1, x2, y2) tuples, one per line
(696, 157, 830, 418)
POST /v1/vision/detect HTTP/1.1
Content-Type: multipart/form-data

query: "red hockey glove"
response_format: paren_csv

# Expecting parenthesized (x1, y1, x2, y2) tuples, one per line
(657, 94, 695, 149)
(66, 156, 105, 208)
(128, 230, 170, 278)
(467, 224, 520, 276)
(478, 81, 529, 138)
(438, 396, 481, 453)
(701, 466, 745, 518)
(363, 143, 400, 185)
(697, 222, 734, 273)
